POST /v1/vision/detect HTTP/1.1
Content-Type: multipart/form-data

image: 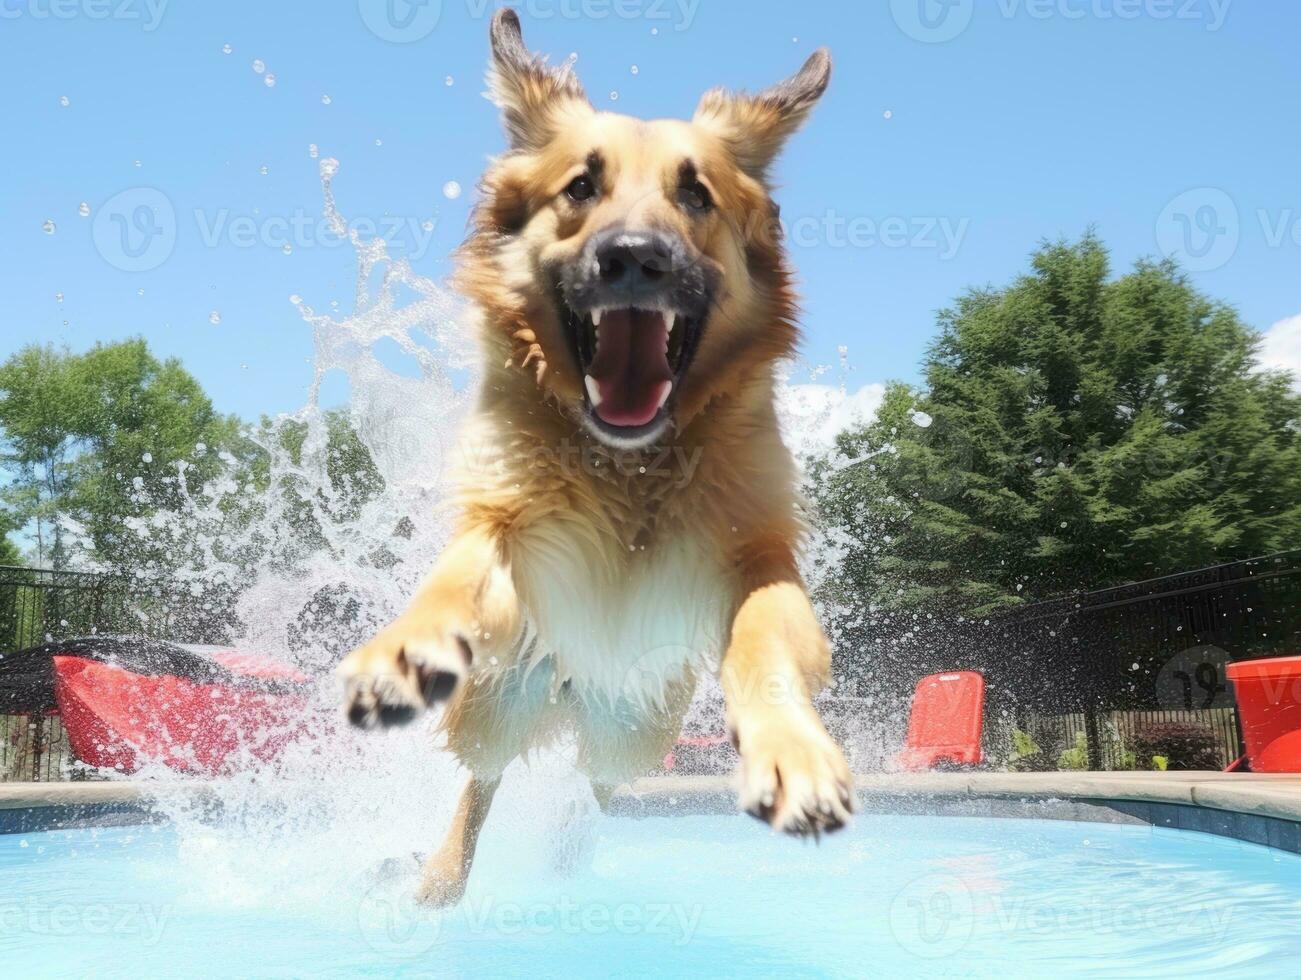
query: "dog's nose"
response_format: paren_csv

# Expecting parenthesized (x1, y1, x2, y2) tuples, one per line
(592, 230, 683, 296)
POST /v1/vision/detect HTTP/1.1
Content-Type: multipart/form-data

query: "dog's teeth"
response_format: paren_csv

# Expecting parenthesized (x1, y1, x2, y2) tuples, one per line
(591, 309, 603, 327)
(665, 312, 676, 336)
(585, 375, 603, 408)
(656, 382, 672, 410)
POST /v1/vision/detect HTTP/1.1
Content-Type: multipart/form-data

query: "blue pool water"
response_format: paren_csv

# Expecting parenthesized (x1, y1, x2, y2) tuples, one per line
(3, 813, 1300, 978)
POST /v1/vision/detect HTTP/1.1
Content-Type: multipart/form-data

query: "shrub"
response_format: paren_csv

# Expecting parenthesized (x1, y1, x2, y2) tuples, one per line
(1130, 721, 1222, 771)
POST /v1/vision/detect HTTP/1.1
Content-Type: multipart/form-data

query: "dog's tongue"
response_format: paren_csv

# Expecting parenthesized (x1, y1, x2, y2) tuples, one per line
(586, 309, 672, 427)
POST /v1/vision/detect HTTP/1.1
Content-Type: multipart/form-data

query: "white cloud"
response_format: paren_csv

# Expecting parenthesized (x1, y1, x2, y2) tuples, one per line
(777, 382, 887, 458)
(1258, 315, 1301, 385)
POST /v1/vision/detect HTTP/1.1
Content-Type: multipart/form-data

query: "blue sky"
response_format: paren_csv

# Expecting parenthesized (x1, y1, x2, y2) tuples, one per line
(3, 0, 1300, 421)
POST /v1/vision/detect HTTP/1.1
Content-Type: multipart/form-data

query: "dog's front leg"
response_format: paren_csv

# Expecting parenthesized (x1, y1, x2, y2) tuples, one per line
(722, 543, 853, 835)
(338, 526, 518, 728)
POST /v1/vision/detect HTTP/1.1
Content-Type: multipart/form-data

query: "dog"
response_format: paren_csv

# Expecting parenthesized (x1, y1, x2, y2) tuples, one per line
(338, 9, 853, 906)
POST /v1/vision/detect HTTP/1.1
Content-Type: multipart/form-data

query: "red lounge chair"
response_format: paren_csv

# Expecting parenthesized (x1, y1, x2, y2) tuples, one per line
(896, 671, 986, 771)
(1226, 655, 1301, 773)
(1, 636, 312, 776)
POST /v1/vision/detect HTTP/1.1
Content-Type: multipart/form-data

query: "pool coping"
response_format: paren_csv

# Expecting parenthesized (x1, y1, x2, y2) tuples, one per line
(4, 773, 1301, 852)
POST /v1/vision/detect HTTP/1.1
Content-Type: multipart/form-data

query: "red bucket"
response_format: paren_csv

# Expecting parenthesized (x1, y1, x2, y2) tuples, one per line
(1226, 655, 1301, 772)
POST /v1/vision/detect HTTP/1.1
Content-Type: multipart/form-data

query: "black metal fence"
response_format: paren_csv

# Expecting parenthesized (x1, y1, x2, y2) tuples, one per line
(0, 564, 238, 653)
(4, 553, 1301, 778)
(857, 551, 1301, 770)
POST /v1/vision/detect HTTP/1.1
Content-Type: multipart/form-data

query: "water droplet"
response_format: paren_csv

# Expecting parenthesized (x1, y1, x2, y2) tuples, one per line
(651, 27, 659, 35)
(1060, 521, 1068, 528)
(374, 138, 383, 147)
(442, 180, 461, 200)
(319, 157, 339, 179)
(883, 109, 893, 120)
(137, 288, 145, 297)
(421, 220, 434, 232)
(134, 160, 142, 168)
(289, 294, 302, 305)
(259, 165, 269, 176)
(792, 36, 799, 42)
(308, 143, 318, 158)
(609, 90, 619, 101)
(78, 201, 90, 217)
(910, 410, 932, 428)
(58, 95, 70, 107)
(320, 94, 332, 105)
(208, 310, 221, 325)
(142, 452, 152, 463)
(252, 58, 265, 74)
(630, 65, 639, 75)
(222, 43, 232, 55)
(282, 244, 292, 255)
(444, 75, 454, 86)
(42, 219, 56, 234)
(264, 73, 277, 88)
(55, 292, 64, 303)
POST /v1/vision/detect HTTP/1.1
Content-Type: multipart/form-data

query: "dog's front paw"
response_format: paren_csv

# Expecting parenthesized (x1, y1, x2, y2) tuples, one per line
(731, 704, 854, 837)
(337, 622, 470, 730)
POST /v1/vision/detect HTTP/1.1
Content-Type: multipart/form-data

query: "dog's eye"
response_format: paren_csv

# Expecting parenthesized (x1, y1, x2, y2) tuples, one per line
(565, 174, 596, 203)
(677, 179, 713, 213)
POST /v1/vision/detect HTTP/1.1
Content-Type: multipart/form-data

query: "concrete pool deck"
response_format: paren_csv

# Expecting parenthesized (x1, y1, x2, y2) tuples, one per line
(5, 772, 1301, 850)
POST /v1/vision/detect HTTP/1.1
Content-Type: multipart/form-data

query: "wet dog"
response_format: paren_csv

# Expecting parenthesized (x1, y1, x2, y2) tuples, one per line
(338, 9, 852, 905)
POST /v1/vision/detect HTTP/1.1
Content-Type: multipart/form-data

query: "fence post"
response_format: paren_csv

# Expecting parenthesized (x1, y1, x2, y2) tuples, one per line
(30, 713, 44, 782)
(1084, 708, 1103, 770)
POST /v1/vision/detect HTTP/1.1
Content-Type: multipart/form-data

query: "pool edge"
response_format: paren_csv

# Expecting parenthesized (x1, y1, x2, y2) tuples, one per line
(4, 773, 1301, 853)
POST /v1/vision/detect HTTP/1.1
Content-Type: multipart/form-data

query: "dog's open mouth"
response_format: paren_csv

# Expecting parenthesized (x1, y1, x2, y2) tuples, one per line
(566, 305, 702, 439)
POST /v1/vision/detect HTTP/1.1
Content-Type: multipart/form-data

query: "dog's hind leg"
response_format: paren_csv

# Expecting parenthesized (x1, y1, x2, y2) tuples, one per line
(590, 782, 615, 813)
(416, 773, 501, 907)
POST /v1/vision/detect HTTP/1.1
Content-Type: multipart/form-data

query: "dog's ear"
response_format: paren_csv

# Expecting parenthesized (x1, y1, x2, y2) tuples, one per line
(693, 49, 831, 180)
(487, 9, 590, 151)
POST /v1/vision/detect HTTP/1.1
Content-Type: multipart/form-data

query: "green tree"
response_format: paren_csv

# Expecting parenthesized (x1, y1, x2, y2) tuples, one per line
(0, 340, 249, 569)
(0, 345, 83, 566)
(812, 235, 1301, 623)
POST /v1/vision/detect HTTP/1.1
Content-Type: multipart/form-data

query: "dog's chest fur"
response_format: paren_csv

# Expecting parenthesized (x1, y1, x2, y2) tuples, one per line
(509, 515, 732, 707)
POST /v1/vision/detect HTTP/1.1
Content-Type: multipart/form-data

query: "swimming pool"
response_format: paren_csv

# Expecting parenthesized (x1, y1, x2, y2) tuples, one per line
(3, 811, 1300, 977)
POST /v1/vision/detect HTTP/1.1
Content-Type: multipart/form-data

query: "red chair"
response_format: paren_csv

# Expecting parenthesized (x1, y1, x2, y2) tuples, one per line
(896, 671, 986, 770)
(1226, 656, 1301, 772)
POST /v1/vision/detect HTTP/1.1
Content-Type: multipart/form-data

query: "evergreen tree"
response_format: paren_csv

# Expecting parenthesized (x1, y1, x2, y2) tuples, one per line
(811, 235, 1301, 623)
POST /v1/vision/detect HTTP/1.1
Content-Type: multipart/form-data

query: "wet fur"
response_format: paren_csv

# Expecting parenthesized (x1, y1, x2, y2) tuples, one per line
(338, 10, 852, 904)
